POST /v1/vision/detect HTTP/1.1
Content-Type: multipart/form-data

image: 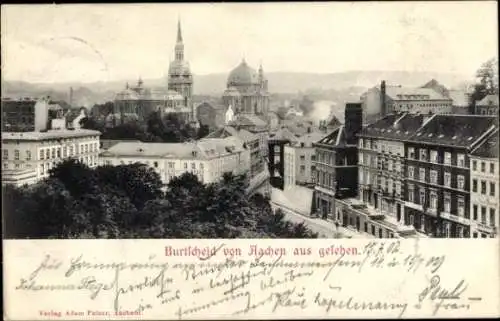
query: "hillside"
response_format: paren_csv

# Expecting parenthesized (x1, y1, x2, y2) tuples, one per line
(2, 70, 469, 107)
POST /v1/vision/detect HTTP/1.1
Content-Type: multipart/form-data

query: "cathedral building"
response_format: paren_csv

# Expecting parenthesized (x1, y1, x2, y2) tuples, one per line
(109, 20, 193, 127)
(223, 59, 270, 118)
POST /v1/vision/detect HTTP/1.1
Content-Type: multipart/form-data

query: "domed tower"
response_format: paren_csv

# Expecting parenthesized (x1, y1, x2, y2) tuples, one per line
(224, 59, 270, 115)
(167, 19, 194, 121)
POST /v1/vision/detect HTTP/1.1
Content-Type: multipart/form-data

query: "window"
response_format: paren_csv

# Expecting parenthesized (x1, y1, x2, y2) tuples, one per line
(430, 191, 437, 209)
(408, 166, 414, 179)
(430, 150, 438, 163)
(57, 148, 61, 158)
(191, 163, 196, 170)
(300, 155, 305, 161)
(473, 205, 478, 220)
(457, 154, 465, 167)
(490, 163, 495, 174)
(14, 149, 20, 160)
(481, 181, 486, 194)
(490, 208, 496, 227)
(430, 170, 437, 184)
(200, 163, 204, 170)
(311, 155, 316, 161)
(39, 149, 44, 160)
(472, 179, 478, 192)
(419, 168, 426, 181)
(154, 162, 158, 168)
(444, 152, 451, 165)
(481, 161, 486, 172)
(408, 147, 415, 159)
(51, 149, 55, 159)
(444, 193, 451, 212)
(419, 188, 426, 206)
(419, 149, 427, 161)
(388, 160, 393, 171)
(45, 149, 50, 159)
(457, 175, 465, 190)
(490, 183, 496, 196)
(457, 197, 465, 216)
(481, 206, 487, 224)
(2, 149, 7, 160)
(25, 150, 31, 161)
(300, 165, 305, 173)
(184, 162, 188, 169)
(472, 160, 477, 171)
(408, 185, 414, 202)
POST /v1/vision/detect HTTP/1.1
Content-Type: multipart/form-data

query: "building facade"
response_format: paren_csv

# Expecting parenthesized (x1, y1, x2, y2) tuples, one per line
(402, 115, 497, 238)
(469, 130, 499, 238)
(290, 131, 326, 186)
(475, 94, 499, 115)
(99, 137, 249, 186)
(360, 80, 453, 122)
(2, 129, 101, 185)
(313, 103, 362, 220)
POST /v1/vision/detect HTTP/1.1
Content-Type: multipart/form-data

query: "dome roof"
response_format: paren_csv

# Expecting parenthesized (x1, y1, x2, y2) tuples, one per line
(169, 60, 191, 75)
(227, 59, 258, 86)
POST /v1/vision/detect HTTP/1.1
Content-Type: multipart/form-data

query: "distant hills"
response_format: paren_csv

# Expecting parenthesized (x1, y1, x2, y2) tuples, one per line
(2, 70, 471, 107)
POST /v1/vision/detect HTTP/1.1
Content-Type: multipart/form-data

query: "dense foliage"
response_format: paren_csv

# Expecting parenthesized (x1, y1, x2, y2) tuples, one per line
(81, 111, 207, 142)
(470, 58, 499, 105)
(3, 160, 318, 239)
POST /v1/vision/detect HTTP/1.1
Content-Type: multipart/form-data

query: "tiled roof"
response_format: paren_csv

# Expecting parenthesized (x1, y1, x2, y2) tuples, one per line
(359, 113, 425, 140)
(2, 129, 101, 141)
(470, 130, 499, 158)
(206, 126, 258, 143)
(477, 94, 499, 107)
(296, 131, 328, 146)
(386, 86, 450, 101)
(409, 115, 497, 148)
(236, 114, 268, 127)
(269, 127, 299, 142)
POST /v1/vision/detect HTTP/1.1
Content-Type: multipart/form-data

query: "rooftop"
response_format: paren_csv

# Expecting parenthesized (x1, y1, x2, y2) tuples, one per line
(409, 114, 497, 148)
(470, 130, 499, 158)
(206, 126, 258, 143)
(101, 136, 246, 160)
(386, 86, 450, 101)
(269, 127, 299, 142)
(2, 129, 101, 141)
(360, 113, 425, 140)
(315, 125, 346, 147)
(296, 131, 328, 146)
(477, 94, 499, 107)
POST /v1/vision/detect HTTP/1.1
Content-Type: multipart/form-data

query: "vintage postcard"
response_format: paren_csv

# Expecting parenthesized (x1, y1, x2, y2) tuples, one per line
(2, 1, 499, 320)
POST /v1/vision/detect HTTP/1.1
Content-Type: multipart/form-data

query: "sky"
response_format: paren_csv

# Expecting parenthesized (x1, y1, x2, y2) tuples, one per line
(1, 2, 498, 84)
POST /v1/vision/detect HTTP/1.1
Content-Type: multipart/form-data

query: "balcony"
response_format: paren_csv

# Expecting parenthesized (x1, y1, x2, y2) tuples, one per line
(440, 212, 471, 226)
(472, 222, 496, 233)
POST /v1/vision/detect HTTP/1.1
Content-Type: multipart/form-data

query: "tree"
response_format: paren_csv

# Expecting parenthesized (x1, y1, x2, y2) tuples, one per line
(470, 58, 499, 107)
(49, 159, 99, 196)
(197, 124, 210, 139)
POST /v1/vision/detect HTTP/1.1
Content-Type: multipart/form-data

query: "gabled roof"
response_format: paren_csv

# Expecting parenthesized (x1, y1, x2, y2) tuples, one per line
(408, 115, 497, 148)
(315, 126, 347, 147)
(359, 113, 425, 140)
(477, 94, 499, 107)
(470, 129, 498, 158)
(205, 125, 257, 143)
(296, 131, 328, 147)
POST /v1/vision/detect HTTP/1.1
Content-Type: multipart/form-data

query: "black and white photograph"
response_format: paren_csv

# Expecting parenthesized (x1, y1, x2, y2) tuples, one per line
(2, 2, 499, 240)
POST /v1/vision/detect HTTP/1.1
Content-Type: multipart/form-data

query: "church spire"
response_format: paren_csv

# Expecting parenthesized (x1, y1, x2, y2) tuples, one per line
(177, 18, 183, 43)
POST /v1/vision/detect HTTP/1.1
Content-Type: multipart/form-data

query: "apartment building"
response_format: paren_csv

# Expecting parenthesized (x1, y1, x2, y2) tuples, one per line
(355, 113, 426, 238)
(2, 129, 101, 185)
(403, 115, 497, 238)
(469, 130, 499, 238)
(313, 103, 362, 220)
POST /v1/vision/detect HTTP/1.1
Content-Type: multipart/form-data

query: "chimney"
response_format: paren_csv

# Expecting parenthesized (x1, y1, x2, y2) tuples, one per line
(69, 87, 74, 107)
(344, 102, 363, 145)
(380, 80, 387, 116)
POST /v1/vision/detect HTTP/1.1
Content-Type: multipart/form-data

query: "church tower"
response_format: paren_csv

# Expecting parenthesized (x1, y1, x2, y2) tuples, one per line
(168, 19, 194, 121)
